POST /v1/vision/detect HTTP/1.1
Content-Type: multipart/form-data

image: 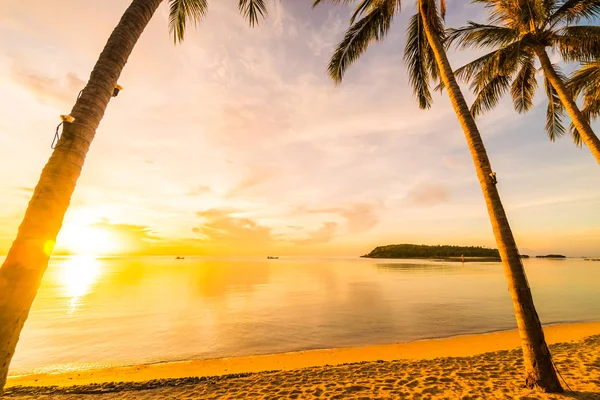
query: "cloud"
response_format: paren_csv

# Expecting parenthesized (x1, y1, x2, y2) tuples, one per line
(92, 220, 159, 241)
(293, 222, 338, 245)
(186, 185, 212, 196)
(226, 169, 274, 198)
(299, 203, 381, 234)
(405, 184, 451, 207)
(193, 208, 275, 252)
(333, 203, 380, 234)
(11, 63, 85, 105)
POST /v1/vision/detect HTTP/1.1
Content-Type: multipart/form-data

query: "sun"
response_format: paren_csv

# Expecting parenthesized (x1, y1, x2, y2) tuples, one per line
(57, 223, 119, 255)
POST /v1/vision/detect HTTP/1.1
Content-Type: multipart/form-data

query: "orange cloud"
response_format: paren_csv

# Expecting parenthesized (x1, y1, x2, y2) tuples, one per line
(11, 63, 85, 105)
(192, 208, 276, 254)
(405, 184, 451, 207)
(292, 222, 338, 245)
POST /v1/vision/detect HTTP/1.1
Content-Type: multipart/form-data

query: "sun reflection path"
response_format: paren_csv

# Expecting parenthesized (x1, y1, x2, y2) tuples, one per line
(58, 255, 102, 314)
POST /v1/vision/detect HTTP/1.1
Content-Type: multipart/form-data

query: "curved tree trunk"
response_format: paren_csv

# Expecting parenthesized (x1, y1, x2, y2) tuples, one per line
(536, 48, 600, 165)
(0, 0, 163, 391)
(419, 1, 562, 393)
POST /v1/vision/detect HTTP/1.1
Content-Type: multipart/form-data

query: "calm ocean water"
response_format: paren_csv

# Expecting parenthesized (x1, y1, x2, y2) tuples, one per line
(6, 256, 600, 375)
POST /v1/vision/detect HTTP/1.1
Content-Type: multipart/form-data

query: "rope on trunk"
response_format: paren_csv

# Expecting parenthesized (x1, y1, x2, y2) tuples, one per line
(51, 115, 75, 149)
(51, 122, 63, 149)
(51, 89, 83, 149)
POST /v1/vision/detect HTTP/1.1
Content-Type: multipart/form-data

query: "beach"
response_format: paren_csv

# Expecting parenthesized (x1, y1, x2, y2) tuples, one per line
(3, 322, 600, 399)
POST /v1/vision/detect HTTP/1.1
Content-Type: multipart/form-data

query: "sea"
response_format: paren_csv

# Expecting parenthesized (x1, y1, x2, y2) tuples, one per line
(6, 256, 600, 375)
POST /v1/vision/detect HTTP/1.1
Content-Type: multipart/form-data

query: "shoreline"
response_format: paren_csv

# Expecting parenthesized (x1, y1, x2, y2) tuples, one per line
(7, 321, 600, 389)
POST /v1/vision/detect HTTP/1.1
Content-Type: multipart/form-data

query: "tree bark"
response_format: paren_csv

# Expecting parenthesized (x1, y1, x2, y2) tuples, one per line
(0, 0, 163, 392)
(418, 0, 562, 393)
(536, 48, 600, 164)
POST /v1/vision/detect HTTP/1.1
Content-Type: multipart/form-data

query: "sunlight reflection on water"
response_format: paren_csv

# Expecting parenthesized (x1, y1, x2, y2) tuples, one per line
(57, 256, 102, 314)
(8, 256, 600, 375)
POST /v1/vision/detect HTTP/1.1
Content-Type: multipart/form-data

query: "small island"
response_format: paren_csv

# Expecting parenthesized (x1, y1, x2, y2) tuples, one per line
(535, 254, 566, 258)
(362, 244, 501, 261)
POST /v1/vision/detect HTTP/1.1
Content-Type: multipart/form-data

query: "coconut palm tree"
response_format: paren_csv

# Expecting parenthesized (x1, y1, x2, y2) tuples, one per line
(568, 59, 600, 136)
(447, 0, 600, 164)
(314, 0, 562, 392)
(0, 0, 268, 392)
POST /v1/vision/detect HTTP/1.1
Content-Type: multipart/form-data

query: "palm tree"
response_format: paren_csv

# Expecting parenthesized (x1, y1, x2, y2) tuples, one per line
(568, 59, 600, 136)
(0, 0, 268, 392)
(446, 0, 600, 164)
(314, 0, 562, 392)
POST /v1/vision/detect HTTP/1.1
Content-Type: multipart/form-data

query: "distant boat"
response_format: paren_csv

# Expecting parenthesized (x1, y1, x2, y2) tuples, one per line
(267, 256, 279, 260)
(175, 256, 185, 260)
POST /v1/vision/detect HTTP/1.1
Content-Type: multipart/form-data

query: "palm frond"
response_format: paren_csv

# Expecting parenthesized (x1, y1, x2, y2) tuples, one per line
(404, 12, 433, 109)
(421, 0, 446, 38)
(549, 0, 600, 26)
(470, 75, 512, 118)
(312, 0, 357, 8)
(584, 97, 600, 119)
(554, 25, 600, 62)
(570, 97, 600, 145)
(462, 41, 526, 92)
(168, 0, 208, 44)
(569, 124, 583, 146)
(238, 0, 268, 27)
(472, 0, 522, 27)
(511, 55, 538, 113)
(446, 22, 519, 50)
(349, 0, 375, 24)
(440, 0, 446, 20)
(544, 75, 566, 141)
(327, 0, 397, 83)
(568, 59, 600, 144)
(568, 59, 600, 97)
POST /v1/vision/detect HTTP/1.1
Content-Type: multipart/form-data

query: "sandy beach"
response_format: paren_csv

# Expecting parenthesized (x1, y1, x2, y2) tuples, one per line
(3, 322, 600, 399)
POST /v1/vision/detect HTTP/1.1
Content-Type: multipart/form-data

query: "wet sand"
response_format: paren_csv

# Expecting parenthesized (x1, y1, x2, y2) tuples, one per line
(3, 322, 600, 399)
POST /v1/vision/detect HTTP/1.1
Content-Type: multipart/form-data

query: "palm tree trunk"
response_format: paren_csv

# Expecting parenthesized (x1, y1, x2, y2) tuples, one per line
(536, 48, 600, 164)
(0, 0, 163, 392)
(418, 1, 562, 393)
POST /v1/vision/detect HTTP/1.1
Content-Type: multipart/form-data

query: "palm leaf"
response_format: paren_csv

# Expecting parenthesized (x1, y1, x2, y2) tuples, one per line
(472, 0, 523, 27)
(470, 75, 512, 117)
(554, 25, 600, 62)
(168, 0, 208, 44)
(327, 0, 397, 83)
(568, 59, 600, 145)
(544, 75, 566, 141)
(404, 12, 433, 109)
(447, 22, 520, 50)
(467, 43, 524, 93)
(549, 0, 600, 25)
(238, 0, 268, 27)
(511, 54, 538, 113)
(312, 0, 357, 7)
(568, 59, 600, 97)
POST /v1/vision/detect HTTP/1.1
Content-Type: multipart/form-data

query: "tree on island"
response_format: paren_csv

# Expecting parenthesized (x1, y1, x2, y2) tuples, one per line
(363, 244, 500, 259)
(0, 0, 269, 392)
(314, 0, 562, 391)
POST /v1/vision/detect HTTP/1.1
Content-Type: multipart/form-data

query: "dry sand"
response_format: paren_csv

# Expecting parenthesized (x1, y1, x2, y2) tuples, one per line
(3, 322, 600, 399)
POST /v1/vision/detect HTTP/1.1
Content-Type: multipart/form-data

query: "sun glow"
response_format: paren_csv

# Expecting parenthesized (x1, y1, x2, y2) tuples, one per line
(58, 255, 102, 313)
(57, 223, 119, 255)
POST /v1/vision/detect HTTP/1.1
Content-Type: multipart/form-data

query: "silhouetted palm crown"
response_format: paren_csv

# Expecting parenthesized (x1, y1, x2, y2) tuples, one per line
(447, 0, 600, 144)
(569, 58, 600, 123)
(312, 0, 448, 109)
(169, 0, 267, 42)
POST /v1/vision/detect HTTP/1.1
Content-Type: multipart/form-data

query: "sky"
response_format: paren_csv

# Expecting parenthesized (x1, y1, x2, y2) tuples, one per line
(0, 0, 599, 257)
